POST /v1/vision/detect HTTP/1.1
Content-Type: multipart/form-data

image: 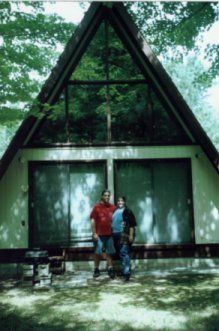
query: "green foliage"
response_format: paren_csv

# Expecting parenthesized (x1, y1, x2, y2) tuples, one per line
(125, 1, 219, 150)
(0, 122, 21, 158)
(0, 1, 75, 153)
(72, 21, 144, 81)
(0, 1, 74, 108)
(125, 2, 219, 84)
(163, 54, 219, 150)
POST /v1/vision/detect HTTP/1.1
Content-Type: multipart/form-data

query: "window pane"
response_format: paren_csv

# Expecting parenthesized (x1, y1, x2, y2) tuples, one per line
(71, 21, 144, 81)
(31, 164, 69, 246)
(108, 21, 144, 80)
(71, 22, 105, 80)
(68, 85, 107, 143)
(150, 89, 188, 143)
(111, 84, 150, 142)
(31, 93, 67, 144)
(69, 163, 106, 241)
(111, 84, 190, 144)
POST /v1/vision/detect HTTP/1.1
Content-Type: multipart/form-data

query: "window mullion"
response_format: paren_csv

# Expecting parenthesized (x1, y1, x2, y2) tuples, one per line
(65, 86, 70, 142)
(105, 19, 112, 143)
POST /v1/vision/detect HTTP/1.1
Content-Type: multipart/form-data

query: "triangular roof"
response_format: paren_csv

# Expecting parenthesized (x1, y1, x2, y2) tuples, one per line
(0, 1, 218, 179)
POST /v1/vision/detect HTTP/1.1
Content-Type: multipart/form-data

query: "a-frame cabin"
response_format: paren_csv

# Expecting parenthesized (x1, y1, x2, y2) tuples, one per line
(0, 2, 219, 272)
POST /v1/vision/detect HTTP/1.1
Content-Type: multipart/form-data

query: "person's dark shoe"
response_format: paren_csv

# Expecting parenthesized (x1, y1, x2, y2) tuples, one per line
(93, 268, 100, 278)
(116, 271, 123, 277)
(108, 267, 115, 279)
(123, 273, 130, 281)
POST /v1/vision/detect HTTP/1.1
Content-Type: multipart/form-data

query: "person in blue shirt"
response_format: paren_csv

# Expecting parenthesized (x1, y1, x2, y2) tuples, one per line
(112, 196, 137, 281)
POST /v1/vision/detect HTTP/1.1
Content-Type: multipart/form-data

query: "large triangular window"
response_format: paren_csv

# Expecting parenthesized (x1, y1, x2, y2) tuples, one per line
(30, 19, 190, 145)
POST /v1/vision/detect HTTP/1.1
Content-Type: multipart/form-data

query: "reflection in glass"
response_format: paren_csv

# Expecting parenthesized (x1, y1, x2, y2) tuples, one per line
(71, 21, 144, 81)
(29, 19, 190, 146)
(69, 163, 105, 241)
(68, 85, 107, 143)
(32, 164, 69, 246)
(31, 93, 67, 144)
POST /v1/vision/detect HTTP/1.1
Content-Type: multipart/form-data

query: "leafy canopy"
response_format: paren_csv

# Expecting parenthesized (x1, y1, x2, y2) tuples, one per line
(0, 1, 75, 156)
(125, 1, 219, 84)
(0, 1, 75, 115)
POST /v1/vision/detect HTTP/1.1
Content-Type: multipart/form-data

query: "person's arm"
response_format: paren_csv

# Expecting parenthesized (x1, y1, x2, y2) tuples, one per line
(91, 218, 98, 241)
(126, 209, 136, 243)
(129, 227, 134, 243)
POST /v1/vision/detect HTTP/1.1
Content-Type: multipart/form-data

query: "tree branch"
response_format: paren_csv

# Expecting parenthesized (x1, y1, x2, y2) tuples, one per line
(172, 3, 210, 33)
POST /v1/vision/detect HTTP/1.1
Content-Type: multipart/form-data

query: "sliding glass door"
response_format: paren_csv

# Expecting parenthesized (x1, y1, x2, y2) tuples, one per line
(29, 158, 193, 247)
(115, 159, 194, 244)
(29, 161, 106, 247)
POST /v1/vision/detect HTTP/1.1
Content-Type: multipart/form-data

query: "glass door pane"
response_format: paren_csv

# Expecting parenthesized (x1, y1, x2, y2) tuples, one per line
(115, 162, 154, 244)
(153, 161, 193, 244)
(69, 162, 106, 242)
(31, 164, 69, 246)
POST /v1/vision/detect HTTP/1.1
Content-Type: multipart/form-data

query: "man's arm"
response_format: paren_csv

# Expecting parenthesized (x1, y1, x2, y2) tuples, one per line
(91, 218, 98, 241)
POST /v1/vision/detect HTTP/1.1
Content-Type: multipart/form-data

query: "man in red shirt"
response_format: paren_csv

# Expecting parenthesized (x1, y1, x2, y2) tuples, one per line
(90, 189, 116, 278)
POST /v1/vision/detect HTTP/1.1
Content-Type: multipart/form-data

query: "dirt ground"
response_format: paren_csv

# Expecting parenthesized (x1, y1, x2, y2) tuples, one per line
(0, 270, 219, 331)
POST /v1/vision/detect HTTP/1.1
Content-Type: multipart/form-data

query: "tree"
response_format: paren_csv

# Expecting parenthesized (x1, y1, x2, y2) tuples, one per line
(0, 1, 75, 156)
(0, 1, 75, 108)
(163, 54, 219, 150)
(125, 1, 219, 85)
(124, 1, 219, 150)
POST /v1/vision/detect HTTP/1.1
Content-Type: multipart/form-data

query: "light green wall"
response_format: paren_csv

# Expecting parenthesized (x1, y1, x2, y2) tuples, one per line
(192, 150, 219, 243)
(0, 145, 218, 248)
(0, 155, 28, 248)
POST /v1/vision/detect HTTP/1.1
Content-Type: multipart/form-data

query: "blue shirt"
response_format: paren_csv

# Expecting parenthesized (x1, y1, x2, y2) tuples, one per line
(112, 208, 124, 233)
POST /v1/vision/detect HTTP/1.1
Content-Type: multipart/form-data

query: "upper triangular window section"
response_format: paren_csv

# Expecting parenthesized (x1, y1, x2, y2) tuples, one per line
(30, 18, 190, 145)
(71, 21, 145, 81)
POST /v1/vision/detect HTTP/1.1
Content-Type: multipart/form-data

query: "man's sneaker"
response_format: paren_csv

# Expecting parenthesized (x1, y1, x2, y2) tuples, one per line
(108, 267, 115, 279)
(93, 268, 100, 278)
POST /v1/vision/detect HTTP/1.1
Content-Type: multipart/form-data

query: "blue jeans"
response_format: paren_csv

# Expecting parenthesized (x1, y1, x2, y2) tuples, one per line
(113, 233, 131, 276)
(120, 244, 131, 276)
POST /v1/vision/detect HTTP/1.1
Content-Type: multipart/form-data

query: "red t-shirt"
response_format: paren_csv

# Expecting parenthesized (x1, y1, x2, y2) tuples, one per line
(90, 203, 116, 236)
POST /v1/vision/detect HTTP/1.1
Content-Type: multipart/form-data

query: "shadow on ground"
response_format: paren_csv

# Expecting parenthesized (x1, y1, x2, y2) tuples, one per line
(0, 272, 219, 331)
